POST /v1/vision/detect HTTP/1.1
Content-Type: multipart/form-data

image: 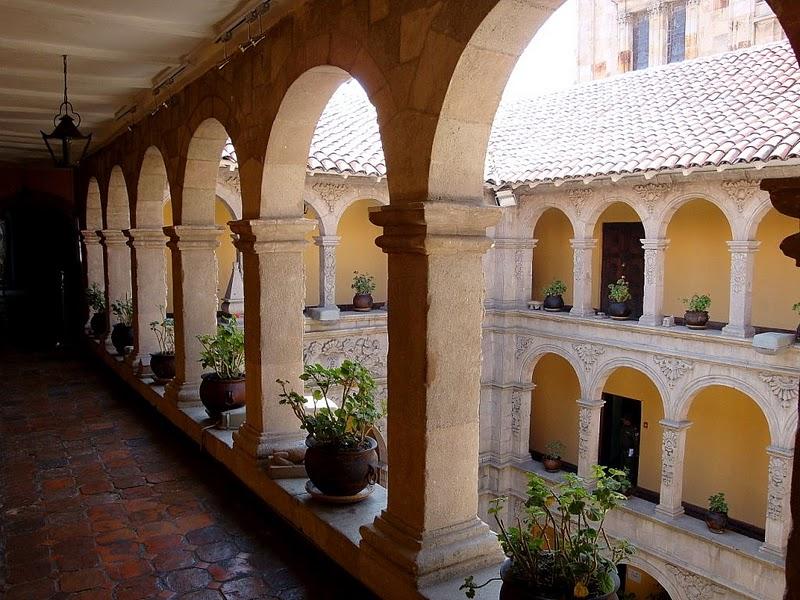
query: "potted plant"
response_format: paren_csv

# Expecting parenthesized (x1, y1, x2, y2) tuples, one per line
(706, 492, 728, 533)
(278, 360, 384, 497)
(793, 302, 800, 342)
(542, 279, 567, 312)
(149, 308, 175, 383)
(197, 317, 245, 418)
(682, 294, 710, 329)
(86, 283, 107, 337)
(461, 466, 634, 599)
(351, 271, 376, 312)
(542, 440, 565, 472)
(110, 295, 134, 355)
(607, 275, 632, 320)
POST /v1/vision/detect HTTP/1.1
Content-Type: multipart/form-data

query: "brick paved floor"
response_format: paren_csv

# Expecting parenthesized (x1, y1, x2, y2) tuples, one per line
(0, 348, 377, 600)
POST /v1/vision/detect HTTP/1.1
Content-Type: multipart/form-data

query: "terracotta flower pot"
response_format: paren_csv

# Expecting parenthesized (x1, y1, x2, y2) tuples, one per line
(352, 293, 373, 312)
(684, 310, 709, 329)
(608, 301, 631, 320)
(706, 510, 727, 533)
(199, 373, 245, 418)
(149, 352, 175, 383)
(110, 323, 133, 355)
(90, 312, 108, 337)
(543, 294, 564, 312)
(542, 457, 562, 473)
(304, 436, 378, 496)
(498, 559, 619, 600)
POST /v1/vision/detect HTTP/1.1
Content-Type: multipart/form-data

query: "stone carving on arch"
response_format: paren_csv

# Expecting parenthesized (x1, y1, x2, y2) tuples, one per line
(742, 193, 776, 240)
(663, 564, 724, 599)
(759, 371, 800, 410)
(621, 555, 686, 600)
(653, 354, 694, 388)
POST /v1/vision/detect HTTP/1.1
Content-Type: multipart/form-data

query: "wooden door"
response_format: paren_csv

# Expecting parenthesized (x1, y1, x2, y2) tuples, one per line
(600, 222, 645, 317)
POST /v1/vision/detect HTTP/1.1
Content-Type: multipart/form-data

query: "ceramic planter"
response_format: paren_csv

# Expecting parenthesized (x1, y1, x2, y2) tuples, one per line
(90, 312, 108, 337)
(706, 510, 727, 533)
(543, 294, 564, 312)
(353, 293, 373, 312)
(542, 457, 562, 473)
(684, 310, 709, 329)
(608, 301, 631, 320)
(199, 373, 246, 418)
(498, 559, 619, 600)
(305, 435, 378, 496)
(110, 323, 133, 355)
(149, 352, 175, 382)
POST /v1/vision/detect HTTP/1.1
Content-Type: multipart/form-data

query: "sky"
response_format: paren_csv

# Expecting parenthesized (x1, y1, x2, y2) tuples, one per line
(502, 0, 579, 100)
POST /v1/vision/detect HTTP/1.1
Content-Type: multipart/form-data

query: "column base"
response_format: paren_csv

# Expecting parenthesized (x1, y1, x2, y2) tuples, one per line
(308, 306, 340, 321)
(359, 512, 503, 595)
(721, 324, 754, 338)
(759, 542, 786, 557)
(654, 504, 684, 519)
(638, 314, 663, 327)
(569, 306, 595, 317)
(164, 379, 202, 407)
(232, 422, 305, 462)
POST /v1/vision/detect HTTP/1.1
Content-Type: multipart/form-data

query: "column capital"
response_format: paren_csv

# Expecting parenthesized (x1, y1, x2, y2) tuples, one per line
(726, 240, 761, 253)
(163, 225, 222, 250)
(766, 445, 795, 460)
(640, 238, 670, 251)
(569, 237, 597, 250)
(368, 201, 500, 256)
(230, 218, 314, 254)
(313, 234, 341, 247)
(493, 237, 538, 250)
(80, 229, 102, 243)
(124, 228, 166, 248)
(659, 418, 692, 432)
(98, 229, 128, 246)
(577, 398, 605, 410)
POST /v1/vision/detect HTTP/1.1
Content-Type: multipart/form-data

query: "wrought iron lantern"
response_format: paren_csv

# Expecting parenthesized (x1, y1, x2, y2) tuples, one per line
(41, 55, 92, 167)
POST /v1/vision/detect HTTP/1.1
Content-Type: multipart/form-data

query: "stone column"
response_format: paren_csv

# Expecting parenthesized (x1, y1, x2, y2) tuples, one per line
(124, 228, 167, 374)
(308, 234, 341, 321)
(570, 238, 596, 317)
(80, 230, 105, 291)
(639, 238, 670, 326)
(577, 398, 604, 478)
(617, 10, 632, 73)
(359, 202, 503, 592)
(221, 240, 245, 317)
(763, 446, 794, 556)
(648, 2, 667, 68)
(493, 238, 536, 309)
(98, 229, 132, 328)
(684, 0, 701, 60)
(655, 419, 691, 518)
(721, 240, 760, 338)
(163, 225, 221, 406)
(230, 218, 314, 459)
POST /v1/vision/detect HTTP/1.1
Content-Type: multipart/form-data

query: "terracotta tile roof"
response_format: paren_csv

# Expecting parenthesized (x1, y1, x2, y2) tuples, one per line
(305, 41, 800, 185)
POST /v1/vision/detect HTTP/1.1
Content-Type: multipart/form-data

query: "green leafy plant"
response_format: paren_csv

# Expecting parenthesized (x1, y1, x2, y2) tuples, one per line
(544, 440, 565, 460)
(708, 492, 728, 514)
(608, 276, 632, 303)
(682, 294, 711, 312)
(111, 295, 133, 326)
(543, 279, 567, 298)
(461, 466, 634, 599)
(278, 360, 384, 449)
(197, 317, 244, 380)
(149, 307, 175, 355)
(351, 271, 376, 295)
(792, 302, 800, 314)
(86, 283, 106, 313)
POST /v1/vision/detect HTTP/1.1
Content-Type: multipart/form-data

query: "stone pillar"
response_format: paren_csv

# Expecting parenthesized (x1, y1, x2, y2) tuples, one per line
(617, 10, 632, 72)
(721, 240, 760, 338)
(221, 240, 245, 317)
(124, 228, 167, 374)
(80, 229, 105, 291)
(163, 225, 221, 406)
(230, 218, 314, 459)
(763, 446, 794, 556)
(98, 229, 132, 327)
(684, 0, 701, 60)
(577, 398, 604, 478)
(493, 238, 536, 309)
(648, 1, 667, 68)
(308, 235, 341, 321)
(655, 419, 691, 518)
(570, 238, 596, 317)
(359, 202, 503, 592)
(639, 238, 670, 326)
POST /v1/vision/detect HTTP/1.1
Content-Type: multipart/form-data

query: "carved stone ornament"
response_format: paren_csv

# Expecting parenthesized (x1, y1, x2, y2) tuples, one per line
(767, 454, 790, 520)
(515, 335, 535, 359)
(511, 391, 522, 435)
(721, 179, 761, 213)
(219, 169, 241, 196)
(729, 251, 748, 294)
(514, 249, 525, 281)
(661, 429, 678, 486)
(664, 564, 723, 599)
(634, 183, 671, 215)
(644, 248, 657, 285)
(567, 188, 593, 217)
(653, 355, 693, 388)
(572, 343, 605, 372)
(321, 245, 337, 305)
(578, 407, 592, 458)
(760, 372, 800, 410)
(304, 336, 386, 377)
(312, 182, 348, 212)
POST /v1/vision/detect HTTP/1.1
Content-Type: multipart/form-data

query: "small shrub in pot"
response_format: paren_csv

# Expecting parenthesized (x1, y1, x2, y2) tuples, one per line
(197, 317, 245, 418)
(542, 440, 565, 472)
(86, 283, 107, 337)
(706, 492, 728, 533)
(149, 308, 175, 383)
(542, 279, 567, 312)
(682, 294, 711, 329)
(607, 276, 632, 320)
(110, 296, 134, 355)
(351, 271, 376, 312)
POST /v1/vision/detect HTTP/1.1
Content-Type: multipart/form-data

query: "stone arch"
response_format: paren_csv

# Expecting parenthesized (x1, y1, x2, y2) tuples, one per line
(744, 194, 776, 240)
(656, 191, 735, 239)
(215, 185, 242, 221)
(518, 343, 587, 396)
(528, 203, 578, 238)
(135, 146, 169, 229)
(105, 166, 130, 230)
(584, 196, 648, 239)
(622, 556, 684, 600)
(428, 0, 564, 204)
(588, 357, 670, 413)
(86, 177, 102, 231)
(181, 118, 233, 226)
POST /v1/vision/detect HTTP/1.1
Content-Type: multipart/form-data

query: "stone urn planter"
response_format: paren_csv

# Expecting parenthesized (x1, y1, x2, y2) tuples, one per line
(541, 280, 567, 312)
(199, 373, 246, 418)
(351, 271, 376, 312)
(110, 323, 133, 355)
(305, 435, 378, 497)
(684, 310, 709, 329)
(149, 352, 175, 383)
(542, 457, 561, 473)
(607, 302, 631, 320)
(497, 559, 620, 600)
(90, 312, 108, 337)
(706, 509, 728, 534)
(352, 292, 374, 312)
(542, 294, 564, 312)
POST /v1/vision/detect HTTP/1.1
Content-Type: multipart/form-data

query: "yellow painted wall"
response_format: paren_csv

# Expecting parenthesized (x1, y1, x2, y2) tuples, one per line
(623, 566, 667, 599)
(335, 199, 386, 305)
(303, 209, 321, 307)
(530, 353, 580, 464)
(591, 202, 641, 308)
(533, 209, 574, 304)
(602, 368, 664, 494)
(664, 200, 731, 322)
(684, 386, 768, 526)
(163, 198, 236, 313)
(754, 208, 800, 330)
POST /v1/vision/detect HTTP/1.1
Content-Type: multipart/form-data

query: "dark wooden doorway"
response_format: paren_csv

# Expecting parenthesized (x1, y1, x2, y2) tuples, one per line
(599, 393, 642, 487)
(600, 222, 645, 317)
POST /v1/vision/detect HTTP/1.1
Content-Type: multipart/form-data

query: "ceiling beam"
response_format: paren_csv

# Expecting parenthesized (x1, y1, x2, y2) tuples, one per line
(0, 86, 120, 104)
(0, 105, 114, 118)
(0, 66, 154, 88)
(0, 36, 181, 65)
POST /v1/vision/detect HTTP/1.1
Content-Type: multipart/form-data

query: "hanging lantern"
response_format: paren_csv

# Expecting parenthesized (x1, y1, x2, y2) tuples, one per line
(41, 55, 92, 167)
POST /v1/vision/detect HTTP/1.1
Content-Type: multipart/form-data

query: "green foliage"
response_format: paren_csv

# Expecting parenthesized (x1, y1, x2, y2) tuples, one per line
(111, 295, 133, 327)
(197, 317, 244, 379)
(607, 276, 632, 303)
(543, 279, 567, 298)
(544, 440, 565, 460)
(86, 283, 106, 313)
(708, 492, 728, 514)
(462, 465, 634, 598)
(792, 302, 800, 315)
(277, 360, 384, 449)
(682, 293, 711, 312)
(149, 306, 174, 355)
(351, 271, 376, 295)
